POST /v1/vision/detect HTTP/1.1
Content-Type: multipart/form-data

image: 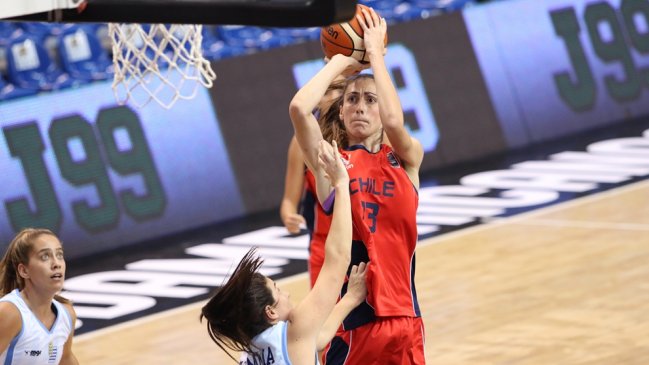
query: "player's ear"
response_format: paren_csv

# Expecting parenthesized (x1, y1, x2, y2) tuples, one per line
(265, 305, 279, 322)
(17, 263, 30, 279)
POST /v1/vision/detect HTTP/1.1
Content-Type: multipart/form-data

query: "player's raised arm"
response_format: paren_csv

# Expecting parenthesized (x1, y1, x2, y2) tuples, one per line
(360, 7, 424, 186)
(288, 139, 352, 358)
(289, 55, 365, 203)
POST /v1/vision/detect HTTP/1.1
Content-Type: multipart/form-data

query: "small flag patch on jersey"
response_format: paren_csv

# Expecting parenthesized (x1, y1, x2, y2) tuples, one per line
(387, 152, 401, 168)
(48, 342, 57, 363)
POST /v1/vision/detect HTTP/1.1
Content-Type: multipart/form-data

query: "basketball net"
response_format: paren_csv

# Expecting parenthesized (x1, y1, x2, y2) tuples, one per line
(108, 23, 216, 109)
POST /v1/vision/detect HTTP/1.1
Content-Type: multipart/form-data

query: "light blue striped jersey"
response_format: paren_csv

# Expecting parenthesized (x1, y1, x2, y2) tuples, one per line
(0, 289, 73, 365)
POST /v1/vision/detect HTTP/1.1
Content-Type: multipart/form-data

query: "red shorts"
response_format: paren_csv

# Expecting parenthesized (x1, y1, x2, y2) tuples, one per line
(323, 317, 426, 365)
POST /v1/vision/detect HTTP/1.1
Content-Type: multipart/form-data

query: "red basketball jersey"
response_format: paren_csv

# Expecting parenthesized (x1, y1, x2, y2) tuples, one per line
(304, 169, 333, 287)
(341, 144, 421, 326)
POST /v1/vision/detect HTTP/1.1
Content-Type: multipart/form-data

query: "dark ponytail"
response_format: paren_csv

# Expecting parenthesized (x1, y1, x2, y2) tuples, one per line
(200, 248, 275, 362)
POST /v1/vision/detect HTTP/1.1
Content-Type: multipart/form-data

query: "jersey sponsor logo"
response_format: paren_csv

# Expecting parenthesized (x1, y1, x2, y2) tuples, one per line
(25, 350, 42, 357)
(340, 152, 354, 170)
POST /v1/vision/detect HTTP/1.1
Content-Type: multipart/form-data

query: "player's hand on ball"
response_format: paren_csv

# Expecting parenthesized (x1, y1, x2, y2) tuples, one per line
(331, 54, 368, 77)
(358, 7, 387, 59)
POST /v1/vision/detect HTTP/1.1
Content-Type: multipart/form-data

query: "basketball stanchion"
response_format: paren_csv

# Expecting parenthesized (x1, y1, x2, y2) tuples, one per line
(109, 23, 216, 109)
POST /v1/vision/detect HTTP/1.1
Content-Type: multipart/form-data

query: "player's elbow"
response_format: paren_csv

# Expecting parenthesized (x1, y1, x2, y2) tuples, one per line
(382, 114, 403, 130)
(289, 96, 312, 122)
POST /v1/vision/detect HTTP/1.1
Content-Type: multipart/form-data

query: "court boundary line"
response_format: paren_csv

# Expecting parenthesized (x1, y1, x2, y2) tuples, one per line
(485, 218, 649, 231)
(75, 179, 649, 342)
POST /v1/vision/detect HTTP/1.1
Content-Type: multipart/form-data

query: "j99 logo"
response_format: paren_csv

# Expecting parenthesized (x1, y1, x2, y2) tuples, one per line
(2, 106, 166, 234)
(551, 0, 649, 111)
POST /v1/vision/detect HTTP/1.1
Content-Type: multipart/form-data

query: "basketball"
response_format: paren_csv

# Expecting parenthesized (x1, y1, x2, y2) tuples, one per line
(320, 4, 388, 63)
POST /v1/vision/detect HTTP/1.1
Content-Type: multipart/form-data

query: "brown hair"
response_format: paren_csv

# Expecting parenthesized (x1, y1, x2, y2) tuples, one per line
(316, 79, 344, 147)
(200, 248, 275, 362)
(319, 95, 347, 148)
(0, 228, 70, 304)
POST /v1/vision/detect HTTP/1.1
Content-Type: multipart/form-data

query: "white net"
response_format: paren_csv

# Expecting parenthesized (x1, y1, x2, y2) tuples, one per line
(109, 23, 216, 109)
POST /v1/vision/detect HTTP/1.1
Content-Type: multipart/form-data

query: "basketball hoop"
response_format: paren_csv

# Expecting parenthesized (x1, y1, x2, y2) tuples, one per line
(108, 23, 216, 109)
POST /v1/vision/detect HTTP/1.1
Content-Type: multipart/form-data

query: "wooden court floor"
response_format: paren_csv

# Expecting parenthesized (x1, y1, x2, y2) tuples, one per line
(73, 179, 649, 364)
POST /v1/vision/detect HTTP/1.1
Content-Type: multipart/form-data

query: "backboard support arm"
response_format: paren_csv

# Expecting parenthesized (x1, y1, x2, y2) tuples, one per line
(5, 0, 356, 27)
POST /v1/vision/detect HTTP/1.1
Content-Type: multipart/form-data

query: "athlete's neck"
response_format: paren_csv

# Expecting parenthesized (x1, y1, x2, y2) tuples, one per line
(20, 287, 55, 321)
(349, 132, 383, 153)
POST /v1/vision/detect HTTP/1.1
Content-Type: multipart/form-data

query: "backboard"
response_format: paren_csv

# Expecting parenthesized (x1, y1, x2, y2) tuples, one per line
(2, 0, 357, 27)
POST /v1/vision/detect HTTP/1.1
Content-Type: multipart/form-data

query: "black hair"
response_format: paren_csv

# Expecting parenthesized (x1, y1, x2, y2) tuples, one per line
(200, 248, 275, 362)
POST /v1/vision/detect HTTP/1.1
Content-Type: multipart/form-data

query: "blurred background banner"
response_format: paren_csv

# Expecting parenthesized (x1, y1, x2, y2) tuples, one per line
(465, 0, 649, 148)
(0, 81, 244, 258)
